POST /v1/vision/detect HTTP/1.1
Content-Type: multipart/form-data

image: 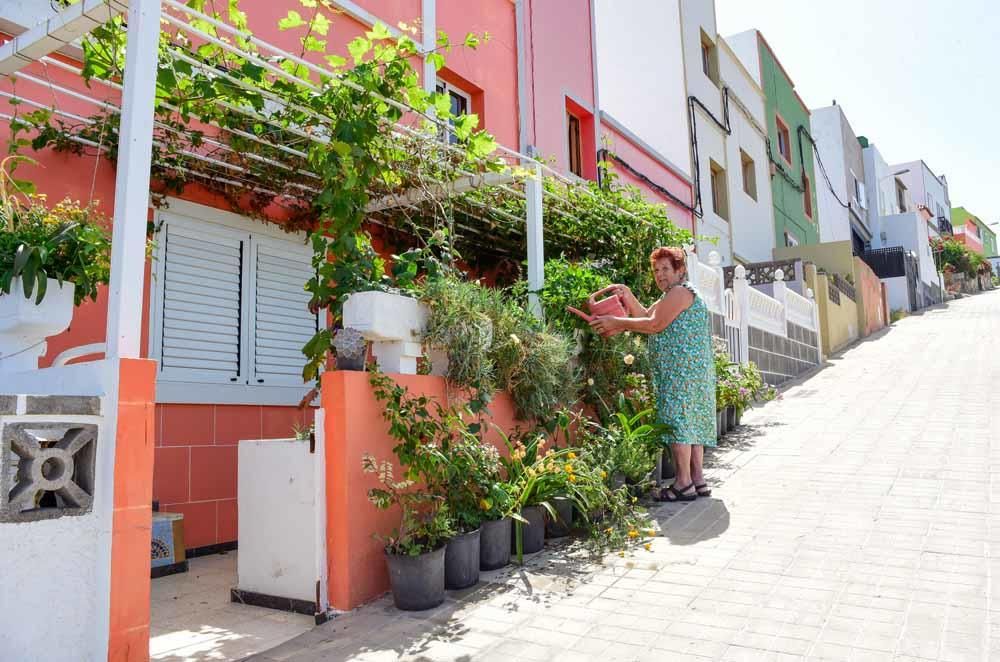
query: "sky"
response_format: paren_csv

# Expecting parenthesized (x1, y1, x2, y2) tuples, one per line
(715, 0, 999, 228)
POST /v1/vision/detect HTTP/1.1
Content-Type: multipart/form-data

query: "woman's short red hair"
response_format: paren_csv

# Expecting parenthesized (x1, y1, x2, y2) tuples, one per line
(649, 246, 686, 271)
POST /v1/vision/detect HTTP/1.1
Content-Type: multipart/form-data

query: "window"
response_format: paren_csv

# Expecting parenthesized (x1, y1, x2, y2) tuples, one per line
(784, 231, 799, 247)
(700, 31, 719, 85)
(567, 113, 583, 177)
(776, 115, 792, 164)
(803, 173, 813, 219)
(895, 179, 908, 213)
(709, 160, 729, 221)
(740, 150, 757, 200)
(150, 203, 319, 404)
(435, 80, 471, 144)
(853, 174, 866, 209)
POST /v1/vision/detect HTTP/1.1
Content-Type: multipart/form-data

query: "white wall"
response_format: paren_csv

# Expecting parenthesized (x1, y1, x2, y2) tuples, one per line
(881, 212, 939, 290)
(811, 107, 851, 243)
(720, 38, 774, 264)
(594, 0, 691, 179)
(0, 364, 114, 662)
(862, 142, 897, 247)
(892, 160, 950, 238)
(725, 30, 762, 87)
(883, 276, 910, 313)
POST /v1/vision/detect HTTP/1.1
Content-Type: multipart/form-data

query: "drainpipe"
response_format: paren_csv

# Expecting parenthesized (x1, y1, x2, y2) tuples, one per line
(422, 0, 436, 95)
(514, 0, 531, 154)
(588, 0, 602, 184)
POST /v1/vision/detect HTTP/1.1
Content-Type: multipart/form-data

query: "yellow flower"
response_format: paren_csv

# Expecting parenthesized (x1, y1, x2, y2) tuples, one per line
(479, 498, 491, 511)
(604, 527, 613, 534)
(564, 463, 574, 473)
(600, 470, 607, 479)
(644, 543, 652, 551)
(567, 452, 577, 460)
(627, 529, 638, 539)
(645, 528, 656, 537)
(623, 354, 635, 366)
(631, 496, 638, 503)
(618, 551, 625, 557)
(568, 474, 577, 483)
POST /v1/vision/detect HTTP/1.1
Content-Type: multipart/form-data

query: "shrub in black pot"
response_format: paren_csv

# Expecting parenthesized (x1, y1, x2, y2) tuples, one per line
(513, 504, 546, 554)
(545, 496, 573, 538)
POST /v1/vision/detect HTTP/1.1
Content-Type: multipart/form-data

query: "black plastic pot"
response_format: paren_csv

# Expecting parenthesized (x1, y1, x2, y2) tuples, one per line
(726, 406, 737, 430)
(716, 410, 725, 439)
(445, 528, 481, 590)
(660, 448, 676, 480)
(479, 517, 511, 570)
(336, 355, 365, 371)
(512, 505, 545, 555)
(385, 546, 445, 611)
(545, 497, 573, 538)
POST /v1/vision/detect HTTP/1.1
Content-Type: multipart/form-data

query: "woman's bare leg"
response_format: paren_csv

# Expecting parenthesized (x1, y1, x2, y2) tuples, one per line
(672, 443, 693, 487)
(690, 445, 705, 485)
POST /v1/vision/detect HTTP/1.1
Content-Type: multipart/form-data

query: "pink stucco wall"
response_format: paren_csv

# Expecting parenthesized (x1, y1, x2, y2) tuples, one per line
(600, 121, 695, 233)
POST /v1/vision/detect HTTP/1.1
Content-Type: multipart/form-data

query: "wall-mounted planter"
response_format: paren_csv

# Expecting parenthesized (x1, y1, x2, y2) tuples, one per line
(0, 279, 75, 373)
(343, 291, 427, 374)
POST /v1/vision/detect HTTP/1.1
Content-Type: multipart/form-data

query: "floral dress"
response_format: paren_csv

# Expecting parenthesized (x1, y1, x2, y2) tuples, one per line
(648, 281, 717, 447)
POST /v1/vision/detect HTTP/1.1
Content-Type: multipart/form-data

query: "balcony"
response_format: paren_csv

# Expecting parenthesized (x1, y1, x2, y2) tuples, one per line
(937, 216, 953, 235)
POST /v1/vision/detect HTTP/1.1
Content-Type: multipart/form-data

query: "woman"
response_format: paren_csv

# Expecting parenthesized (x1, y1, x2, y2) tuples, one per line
(588, 246, 716, 502)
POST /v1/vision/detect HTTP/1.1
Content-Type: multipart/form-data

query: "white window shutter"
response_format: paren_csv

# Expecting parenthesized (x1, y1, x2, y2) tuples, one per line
(155, 218, 247, 383)
(858, 181, 867, 209)
(249, 236, 317, 386)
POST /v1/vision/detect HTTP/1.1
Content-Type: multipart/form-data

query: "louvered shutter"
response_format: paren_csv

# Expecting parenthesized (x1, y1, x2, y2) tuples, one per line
(249, 236, 317, 386)
(156, 218, 248, 384)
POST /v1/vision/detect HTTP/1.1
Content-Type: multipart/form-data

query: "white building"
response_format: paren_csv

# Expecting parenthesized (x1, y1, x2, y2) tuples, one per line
(889, 160, 952, 240)
(810, 104, 870, 253)
(860, 139, 942, 310)
(594, 0, 775, 265)
(679, 0, 775, 264)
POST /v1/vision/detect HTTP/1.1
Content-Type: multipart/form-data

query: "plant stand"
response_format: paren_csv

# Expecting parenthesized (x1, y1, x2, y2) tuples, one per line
(0, 279, 75, 373)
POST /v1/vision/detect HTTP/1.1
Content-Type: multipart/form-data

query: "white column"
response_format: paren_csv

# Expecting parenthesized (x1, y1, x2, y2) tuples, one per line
(733, 265, 750, 365)
(422, 0, 436, 95)
(772, 269, 788, 336)
(526, 163, 545, 319)
(104, 0, 161, 360)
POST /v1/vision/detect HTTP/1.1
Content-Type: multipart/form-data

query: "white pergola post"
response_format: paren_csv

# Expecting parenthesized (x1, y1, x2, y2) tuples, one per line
(104, 0, 161, 359)
(525, 163, 545, 319)
(421, 0, 436, 95)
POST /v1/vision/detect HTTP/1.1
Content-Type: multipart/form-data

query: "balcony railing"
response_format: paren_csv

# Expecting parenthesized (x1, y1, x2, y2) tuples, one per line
(937, 217, 953, 235)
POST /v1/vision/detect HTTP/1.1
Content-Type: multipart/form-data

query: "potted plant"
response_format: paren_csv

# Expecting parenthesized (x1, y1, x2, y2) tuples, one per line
(0, 164, 111, 372)
(362, 454, 453, 611)
(332, 326, 367, 371)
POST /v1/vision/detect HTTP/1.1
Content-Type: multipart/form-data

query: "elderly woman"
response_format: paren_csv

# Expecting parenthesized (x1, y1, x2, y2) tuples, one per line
(588, 246, 716, 502)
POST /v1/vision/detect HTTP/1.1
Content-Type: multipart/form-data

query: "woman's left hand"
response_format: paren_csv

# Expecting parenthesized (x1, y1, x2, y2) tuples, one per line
(589, 315, 625, 337)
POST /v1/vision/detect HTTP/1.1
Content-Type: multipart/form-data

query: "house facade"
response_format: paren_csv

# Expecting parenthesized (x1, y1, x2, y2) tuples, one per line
(951, 207, 995, 257)
(1, 0, 697, 556)
(809, 104, 870, 252)
(891, 160, 952, 240)
(727, 29, 819, 250)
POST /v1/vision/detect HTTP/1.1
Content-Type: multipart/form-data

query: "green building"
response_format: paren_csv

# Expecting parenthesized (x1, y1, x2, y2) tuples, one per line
(951, 206, 997, 257)
(727, 30, 820, 249)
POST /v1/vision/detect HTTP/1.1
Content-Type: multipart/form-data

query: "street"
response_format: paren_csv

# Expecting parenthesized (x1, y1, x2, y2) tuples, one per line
(254, 291, 1000, 662)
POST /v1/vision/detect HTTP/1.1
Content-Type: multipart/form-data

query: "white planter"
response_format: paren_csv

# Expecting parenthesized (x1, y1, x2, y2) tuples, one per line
(343, 291, 428, 374)
(237, 434, 327, 613)
(0, 278, 75, 373)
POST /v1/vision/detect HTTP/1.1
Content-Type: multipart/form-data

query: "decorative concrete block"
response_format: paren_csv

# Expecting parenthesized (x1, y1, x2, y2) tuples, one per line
(0, 422, 98, 522)
(24, 396, 100, 416)
(0, 395, 15, 415)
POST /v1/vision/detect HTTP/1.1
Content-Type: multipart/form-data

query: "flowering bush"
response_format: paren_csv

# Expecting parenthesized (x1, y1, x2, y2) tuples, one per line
(714, 339, 775, 413)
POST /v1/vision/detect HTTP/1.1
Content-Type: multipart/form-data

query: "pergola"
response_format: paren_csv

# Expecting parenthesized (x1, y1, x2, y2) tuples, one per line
(0, 0, 674, 360)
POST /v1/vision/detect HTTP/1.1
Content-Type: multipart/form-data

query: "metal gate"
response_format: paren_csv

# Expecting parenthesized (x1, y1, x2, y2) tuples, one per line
(904, 253, 919, 311)
(723, 288, 744, 364)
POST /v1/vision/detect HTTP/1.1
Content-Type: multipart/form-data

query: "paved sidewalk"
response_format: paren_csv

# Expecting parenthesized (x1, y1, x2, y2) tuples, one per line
(253, 291, 1000, 662)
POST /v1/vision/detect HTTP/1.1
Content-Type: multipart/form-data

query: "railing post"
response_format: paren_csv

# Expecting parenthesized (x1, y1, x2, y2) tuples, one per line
(733, 265, 750, 365)
(707, 250, 725, 312)
(525, 163, 544, 319)
(772, 268, 788, 336)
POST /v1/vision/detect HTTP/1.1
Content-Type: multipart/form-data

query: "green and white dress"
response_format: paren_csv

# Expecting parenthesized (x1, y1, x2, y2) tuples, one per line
(648, 281, 717, 447)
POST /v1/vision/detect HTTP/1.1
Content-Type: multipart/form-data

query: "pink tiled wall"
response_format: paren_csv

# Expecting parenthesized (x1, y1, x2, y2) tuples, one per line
(153, 404, 315, 550)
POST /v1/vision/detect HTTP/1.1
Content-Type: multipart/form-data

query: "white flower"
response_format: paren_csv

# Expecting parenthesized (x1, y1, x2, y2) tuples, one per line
(587, 378, 595, 386)
(623, 354, 635, 366)
(633, 337, 642, 348)
(509, 333, 521, 345)
(623, 331, 631, 337)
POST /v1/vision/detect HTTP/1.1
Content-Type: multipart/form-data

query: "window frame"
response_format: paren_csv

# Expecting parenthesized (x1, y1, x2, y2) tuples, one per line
(700, 30, 720, 86)
(709, 159, 729, 221)
(149, 199, 320, 406)
(775, 114, 792, 165)
(803, 173, 813, 219)
(435, 79, 472, 144)
(784, 231, 799, 247)
(740, 149, 757, 201)
(567, 112, 583, 177)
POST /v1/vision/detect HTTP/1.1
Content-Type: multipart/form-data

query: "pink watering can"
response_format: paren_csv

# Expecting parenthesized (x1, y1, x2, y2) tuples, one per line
(567, 289, 626, 335)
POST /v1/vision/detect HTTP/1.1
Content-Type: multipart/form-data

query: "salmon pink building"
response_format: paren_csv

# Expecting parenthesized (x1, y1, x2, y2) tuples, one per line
(0, 4, 696, 655)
